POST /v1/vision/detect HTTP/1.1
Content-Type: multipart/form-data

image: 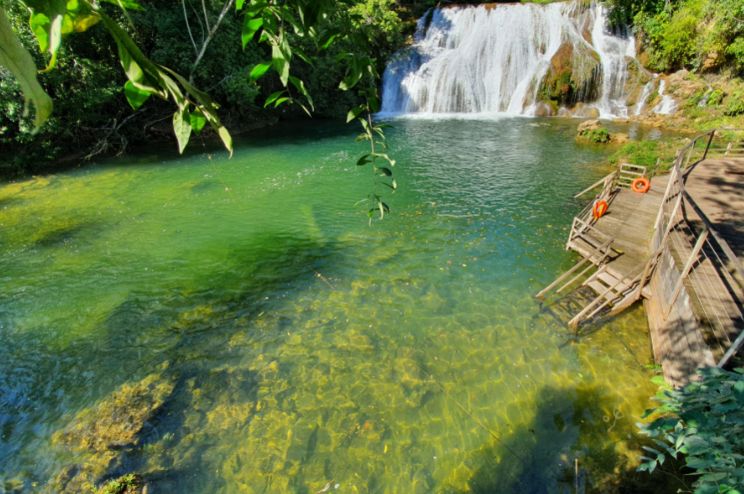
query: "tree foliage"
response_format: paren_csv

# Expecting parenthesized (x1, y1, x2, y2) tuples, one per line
(606, 0, 744, 75)
(638, 368, 744, 494)
(0, 0, 406, 197)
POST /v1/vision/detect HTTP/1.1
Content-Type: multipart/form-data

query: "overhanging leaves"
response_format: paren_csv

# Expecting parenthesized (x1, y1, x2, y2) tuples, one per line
(0, 7, 53, 129)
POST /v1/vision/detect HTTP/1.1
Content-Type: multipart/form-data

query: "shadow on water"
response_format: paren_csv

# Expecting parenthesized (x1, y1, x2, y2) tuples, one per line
(445, 384, 686, 494)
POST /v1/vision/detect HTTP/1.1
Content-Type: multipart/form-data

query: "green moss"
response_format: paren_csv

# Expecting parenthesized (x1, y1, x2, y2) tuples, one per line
(97, 474, 142, 494)
(586, 128, 610, 143)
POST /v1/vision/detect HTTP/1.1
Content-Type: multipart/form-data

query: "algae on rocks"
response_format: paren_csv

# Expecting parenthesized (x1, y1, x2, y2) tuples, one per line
(50, 372, 174, 493)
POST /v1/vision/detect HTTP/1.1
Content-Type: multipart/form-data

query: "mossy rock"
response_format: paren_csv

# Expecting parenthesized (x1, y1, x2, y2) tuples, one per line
(97, 474, 144, 494)
(576, 120, 611, 144)
(50, 372, 174, 493)
(54, 373, 174, 452)
(539, 41, 601, 106)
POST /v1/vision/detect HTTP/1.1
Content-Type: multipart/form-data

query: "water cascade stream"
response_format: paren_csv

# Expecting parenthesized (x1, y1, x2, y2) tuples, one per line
(381, 1, 641, 118)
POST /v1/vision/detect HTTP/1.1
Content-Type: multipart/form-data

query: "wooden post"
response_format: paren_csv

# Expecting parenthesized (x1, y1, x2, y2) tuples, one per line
(536, 257, 590, 299)
(664, 229, 709, 318)
(703, 130, 715, 160)
(719, 329, 744, 368)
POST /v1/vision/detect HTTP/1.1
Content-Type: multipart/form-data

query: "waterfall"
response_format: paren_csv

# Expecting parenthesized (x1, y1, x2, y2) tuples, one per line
(634, 80, 655, 116)
(653, 80, 677, 115)
(380, 1, 638, 118)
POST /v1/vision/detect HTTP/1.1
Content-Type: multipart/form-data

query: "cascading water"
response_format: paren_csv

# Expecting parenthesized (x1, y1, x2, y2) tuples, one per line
(380, 1, 639, 118)
(653, 79, 678, 115)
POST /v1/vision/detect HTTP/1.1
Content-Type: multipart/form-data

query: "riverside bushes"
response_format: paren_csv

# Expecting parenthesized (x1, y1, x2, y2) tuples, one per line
(608, 0, 744, 75)
(639, 368, 744, 494)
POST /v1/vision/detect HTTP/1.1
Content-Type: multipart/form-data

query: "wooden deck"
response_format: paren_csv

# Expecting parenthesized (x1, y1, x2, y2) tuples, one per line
(686, 158, 744, 257)
(585, 176, 667, 282)
(561, 156, 743, 385)
(539, 130, 744, 385)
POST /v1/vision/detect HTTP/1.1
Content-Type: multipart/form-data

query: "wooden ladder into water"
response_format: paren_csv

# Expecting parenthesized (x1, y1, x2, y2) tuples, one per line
(537, 163, 653, 328)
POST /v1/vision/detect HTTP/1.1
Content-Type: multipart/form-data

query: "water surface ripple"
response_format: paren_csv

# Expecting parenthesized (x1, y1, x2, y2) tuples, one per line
(0, 119, 655, 493)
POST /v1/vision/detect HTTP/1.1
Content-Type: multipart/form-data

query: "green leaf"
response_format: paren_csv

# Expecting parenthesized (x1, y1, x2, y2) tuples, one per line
(264, 90, 285, 108)
(189, 111, 206, 132)
(356, 154, 371, 166)
(218, 126, 233, 158)
(236, 0, 245, 10)
(321, 33, 337, 50)
(173, 107, 192, 154)
(44, 2, 65, 71)
(271, 40, 290, 86)
(30, 12, 51, 52)
(346, 104, 365, 123)
(273, 96, 290, 107)
(0, 8, 53, 129)
(123, 80, 153, 109)
(249, 62, 271, 81)
(375, 166, 392, 176)
(241, 17, 263, 48)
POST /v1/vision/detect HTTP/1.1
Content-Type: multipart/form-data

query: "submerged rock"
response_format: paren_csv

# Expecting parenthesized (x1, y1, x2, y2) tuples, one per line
(50, 372, 174, 493)
(54, 373, 174, 452)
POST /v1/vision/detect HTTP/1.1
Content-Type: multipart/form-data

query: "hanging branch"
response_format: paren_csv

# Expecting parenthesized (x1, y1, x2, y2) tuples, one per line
(189, 0, 235, 83)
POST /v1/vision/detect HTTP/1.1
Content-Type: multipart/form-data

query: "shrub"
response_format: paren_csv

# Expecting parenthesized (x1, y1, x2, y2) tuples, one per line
(707, 89, 725, 107)
(724, 92, 744, 116)
(638, 367, 744, 494)
(586, 127, 611, 143)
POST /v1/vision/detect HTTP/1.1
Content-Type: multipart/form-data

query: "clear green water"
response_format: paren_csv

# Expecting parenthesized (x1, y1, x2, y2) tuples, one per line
(0, 118, 656, 493)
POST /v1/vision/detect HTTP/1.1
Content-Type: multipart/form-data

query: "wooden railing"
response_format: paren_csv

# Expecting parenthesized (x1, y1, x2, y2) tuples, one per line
(705, 128, 744, 159)
(642, 129, 744, 367)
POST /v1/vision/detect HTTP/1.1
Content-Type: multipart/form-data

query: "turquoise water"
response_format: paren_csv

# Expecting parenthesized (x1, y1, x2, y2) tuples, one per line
(0, 118, 656, 493)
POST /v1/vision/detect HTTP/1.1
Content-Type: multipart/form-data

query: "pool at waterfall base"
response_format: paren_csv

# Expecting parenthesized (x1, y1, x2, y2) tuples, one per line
(0, 118, 660, 493)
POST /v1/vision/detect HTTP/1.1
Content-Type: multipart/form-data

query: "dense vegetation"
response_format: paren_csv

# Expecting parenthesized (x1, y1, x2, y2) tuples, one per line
(2, 0, 743, 178)
(0, 0, 431, 177)
(606, 0, 744, 75)
(640, 368, 744, 494)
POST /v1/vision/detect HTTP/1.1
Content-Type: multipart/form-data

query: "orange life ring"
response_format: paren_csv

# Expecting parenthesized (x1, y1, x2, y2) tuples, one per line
(592, 200, 608, 220)
(631, 177, 650, 193)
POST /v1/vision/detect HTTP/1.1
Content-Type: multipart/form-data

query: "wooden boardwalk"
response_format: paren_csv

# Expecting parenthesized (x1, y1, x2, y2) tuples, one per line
(586, 176, 667, 282)
(686, 158, 744, 256)
(539, 132, 744, 386)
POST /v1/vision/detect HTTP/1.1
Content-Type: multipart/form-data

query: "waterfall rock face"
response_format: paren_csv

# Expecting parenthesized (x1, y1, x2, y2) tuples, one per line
(380, 1, 642, 118)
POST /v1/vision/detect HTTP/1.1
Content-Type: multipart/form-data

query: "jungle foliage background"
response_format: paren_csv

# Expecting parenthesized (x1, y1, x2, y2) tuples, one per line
(0, 0, 742, 177)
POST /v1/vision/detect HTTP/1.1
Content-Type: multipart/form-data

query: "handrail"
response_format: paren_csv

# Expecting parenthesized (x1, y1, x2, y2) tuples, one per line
(645, 128, 744, 368)
(682, 190, 744, 291)
(574, 171, 616, 199)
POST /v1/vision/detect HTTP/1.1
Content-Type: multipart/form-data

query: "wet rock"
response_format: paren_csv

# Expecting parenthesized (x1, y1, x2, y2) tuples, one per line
(539, 41, 601, 106)
(50, 373, 174, 493)
(576, 120, 611, 144)
(611, 132, 630, 145)
(577, 119, 602, 134)
(54, 373, 174, 452)
(571, 102, 600, 119)
(533, 102, 556, 117)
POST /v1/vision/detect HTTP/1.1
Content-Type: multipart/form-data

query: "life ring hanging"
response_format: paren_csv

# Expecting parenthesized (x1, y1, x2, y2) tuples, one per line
(593, 200, 608, 220)
(631, 177, 650, 193)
